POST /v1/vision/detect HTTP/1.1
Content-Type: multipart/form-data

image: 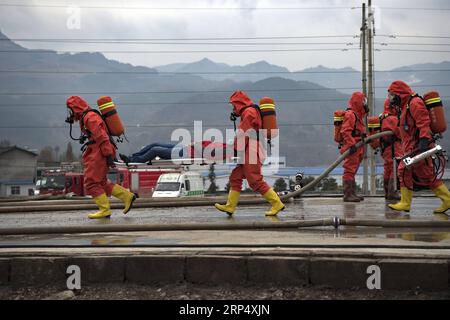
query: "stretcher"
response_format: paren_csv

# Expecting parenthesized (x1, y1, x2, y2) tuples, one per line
(114, 157, 241, 169)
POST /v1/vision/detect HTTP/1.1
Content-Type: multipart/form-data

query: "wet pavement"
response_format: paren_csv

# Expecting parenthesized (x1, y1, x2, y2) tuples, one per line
(0, 197, 449, 247)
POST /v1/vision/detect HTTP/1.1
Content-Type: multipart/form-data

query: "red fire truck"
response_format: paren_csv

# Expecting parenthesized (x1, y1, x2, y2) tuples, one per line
(36, 164, 181, 197)
(35, 158, 209, 197)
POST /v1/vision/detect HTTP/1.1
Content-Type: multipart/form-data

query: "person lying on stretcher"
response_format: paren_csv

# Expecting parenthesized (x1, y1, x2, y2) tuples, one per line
(119, 140, 233, 164)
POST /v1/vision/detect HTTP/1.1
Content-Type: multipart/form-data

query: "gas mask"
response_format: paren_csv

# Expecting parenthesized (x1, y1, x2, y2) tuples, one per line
(65, 107, 75, 124)
(388, 92, 401, 108)
(229, 103, 238, 122)
(363, 97, 369, 114)
(388, 92, 402, 114)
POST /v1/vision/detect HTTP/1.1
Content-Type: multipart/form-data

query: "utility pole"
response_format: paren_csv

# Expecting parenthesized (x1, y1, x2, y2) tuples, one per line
(361, 2, 369, 195)
(368, 0, 377, 195)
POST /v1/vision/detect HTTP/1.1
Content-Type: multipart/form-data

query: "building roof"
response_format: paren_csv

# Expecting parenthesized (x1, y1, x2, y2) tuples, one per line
(0, 179, 35, 185)
(0, 145, 38, 157)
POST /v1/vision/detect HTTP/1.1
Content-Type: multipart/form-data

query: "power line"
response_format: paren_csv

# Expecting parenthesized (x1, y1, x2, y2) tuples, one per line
(0, 41, 364, 46)
(3, 121, 450, 129)
(376, 48, 450, 53)
(0, 48, 360, 54)
(1, 2, 448, 11)
(0, 35, 359, 42)
(3, 47, 450, 54)
(1, 69, 449, 75)
(0, 99, 353, 107)
(378, 34, 450, 39)
(378, 7, 450, 11)
(1, 84, 450, 97)
(376, 42, 450, 46)
(0, 3, 357, 10)
(0, 123, 336, 129)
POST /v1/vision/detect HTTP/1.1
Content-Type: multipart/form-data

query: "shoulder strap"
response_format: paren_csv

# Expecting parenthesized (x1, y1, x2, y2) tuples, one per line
(405, 93, 424, 131)
(80, 109, 102, 131)
(80, 109, 117, 149)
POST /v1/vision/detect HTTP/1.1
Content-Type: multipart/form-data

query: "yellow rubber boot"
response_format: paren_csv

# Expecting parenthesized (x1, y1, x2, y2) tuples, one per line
(388, 187, 413, 212)
(215, 190, 240, 216)
(88, 194, 112, 219)
(111, 184, 137, 214)
(263, 188, 285, 216)
(432, 184, 450, 214)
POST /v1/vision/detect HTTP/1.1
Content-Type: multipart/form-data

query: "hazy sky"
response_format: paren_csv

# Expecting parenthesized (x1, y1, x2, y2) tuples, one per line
(0, 0, 449, 70)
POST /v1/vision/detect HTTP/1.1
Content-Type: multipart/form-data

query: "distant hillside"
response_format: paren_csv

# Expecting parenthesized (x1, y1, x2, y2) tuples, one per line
(156, 58, 290, 82)
(156, 58, 450, 98)
(1, 31, 449, 167)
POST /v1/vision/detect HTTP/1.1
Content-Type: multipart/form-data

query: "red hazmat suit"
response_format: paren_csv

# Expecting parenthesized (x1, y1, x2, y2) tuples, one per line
(228, 91, 270, 195)
(341, 92, 367, 182)
(380, 99, 403, 180)
(66, 96, 116, 198)
(187, 140, 233, 161)
(388, 81, 442, 190)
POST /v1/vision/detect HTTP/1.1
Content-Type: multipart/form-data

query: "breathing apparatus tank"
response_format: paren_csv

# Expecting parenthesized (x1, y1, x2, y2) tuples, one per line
(368, 116, 381, 134)
(423, 91, 446, 134)
(367, 116, 381, 152)
(333, 110, 346, 145)
(96, 96, 125, 137)
(259, 97, 279, 140)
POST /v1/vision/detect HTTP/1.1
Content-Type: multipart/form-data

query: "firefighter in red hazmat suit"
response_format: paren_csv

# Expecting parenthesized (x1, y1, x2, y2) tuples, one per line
(387, 81, 450, 214)
(340, 92, 369, 202)
(214, 91, 285, 216)
(66, 96, 136, 219)
(380, 98, 402, 200)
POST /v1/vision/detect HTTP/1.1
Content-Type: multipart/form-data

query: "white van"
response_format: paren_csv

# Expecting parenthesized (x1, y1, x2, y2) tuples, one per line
(152, 172, 204, 198)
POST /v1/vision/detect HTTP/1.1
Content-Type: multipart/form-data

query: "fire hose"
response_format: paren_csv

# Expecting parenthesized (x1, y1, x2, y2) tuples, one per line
(0, 217, 449, 235)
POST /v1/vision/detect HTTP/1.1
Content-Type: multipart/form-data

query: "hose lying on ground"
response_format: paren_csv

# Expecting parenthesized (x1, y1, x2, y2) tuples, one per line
(0, 131, 394, 214)
(280, 131, 394, 201)
(0, 217, 449, 235)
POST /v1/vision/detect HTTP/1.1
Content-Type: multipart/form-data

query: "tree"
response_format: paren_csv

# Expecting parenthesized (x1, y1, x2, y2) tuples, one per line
(38, 146, 54, 163)
(207, 164, 218, 194)
(64, 142, 75, 162)
(321, 177, 338, 191)
(273, 178, 287, 192)
(302, 176, 316, 191)
(54, 146, 60, 161)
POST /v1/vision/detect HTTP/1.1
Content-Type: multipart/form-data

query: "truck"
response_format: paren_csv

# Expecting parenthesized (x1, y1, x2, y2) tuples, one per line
(35, 169, 84, 196)
(107, 166, 178, 198)
(35, 160, 206, 198)
(152, 171, 204, 198)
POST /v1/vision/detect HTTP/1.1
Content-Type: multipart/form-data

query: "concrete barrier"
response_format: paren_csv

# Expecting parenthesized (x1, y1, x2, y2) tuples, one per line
(186, 256, 247, 285)
(379, 259, 448, 290)
(0, 254, 448, 291)
(125, 256, 185, 284)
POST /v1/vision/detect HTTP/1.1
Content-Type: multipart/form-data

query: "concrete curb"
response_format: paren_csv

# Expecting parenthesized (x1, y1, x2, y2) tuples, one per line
(0, 254, 448, 291)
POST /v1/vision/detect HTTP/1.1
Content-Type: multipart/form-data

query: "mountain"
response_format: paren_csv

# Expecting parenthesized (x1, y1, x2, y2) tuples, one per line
(156, 58, 450, 98)
(1, 30, 449, 167)
(156, 58, 290, 82)
(0, 31, 236, 157)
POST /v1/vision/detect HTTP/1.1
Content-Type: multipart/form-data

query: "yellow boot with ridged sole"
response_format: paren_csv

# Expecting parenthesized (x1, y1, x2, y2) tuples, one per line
(263, 188, 285, 216)
(388, 187, 413, 212)
(215, 190, 240, 216)
(111, 184, 137, 214)
(432, 184, 450, 214)
(88, 193, 112, 219)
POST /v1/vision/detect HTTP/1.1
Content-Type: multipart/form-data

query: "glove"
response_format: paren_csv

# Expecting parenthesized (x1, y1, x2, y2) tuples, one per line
(349, 145, 357, 155)
(418, 138, 429, 152)
(99, 141, 114, 157)
(107, 156, 115, 168)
